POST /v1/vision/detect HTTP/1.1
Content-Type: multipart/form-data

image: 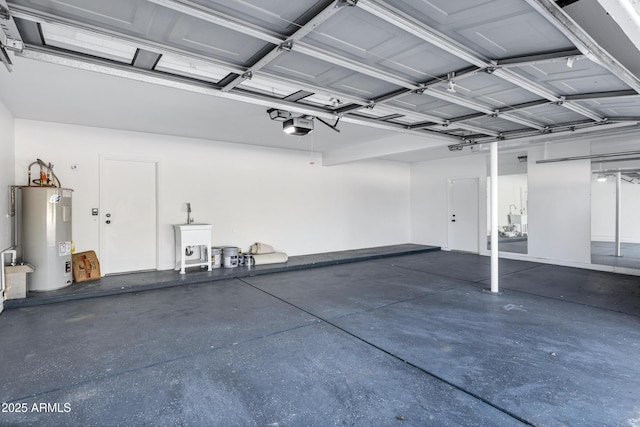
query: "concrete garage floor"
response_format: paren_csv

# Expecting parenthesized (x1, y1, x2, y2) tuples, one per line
(1, 251, 639, 426)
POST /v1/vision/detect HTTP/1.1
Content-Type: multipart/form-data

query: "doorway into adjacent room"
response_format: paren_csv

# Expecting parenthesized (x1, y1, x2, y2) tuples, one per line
(100, 158, 158, 275)
(448, 177, 480, 253)
(590, 158, 640, 269)
(487, 153, 528, 254)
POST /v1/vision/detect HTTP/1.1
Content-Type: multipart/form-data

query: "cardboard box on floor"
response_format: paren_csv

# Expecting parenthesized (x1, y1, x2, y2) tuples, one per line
(72, 250, 101, 282)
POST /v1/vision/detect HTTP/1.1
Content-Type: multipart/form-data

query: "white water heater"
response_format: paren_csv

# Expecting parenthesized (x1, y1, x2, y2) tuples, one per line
(18, 186, 73, 291)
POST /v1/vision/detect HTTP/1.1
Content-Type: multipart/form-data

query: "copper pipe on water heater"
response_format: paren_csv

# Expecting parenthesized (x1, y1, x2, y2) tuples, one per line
(26, 159, 62, 187)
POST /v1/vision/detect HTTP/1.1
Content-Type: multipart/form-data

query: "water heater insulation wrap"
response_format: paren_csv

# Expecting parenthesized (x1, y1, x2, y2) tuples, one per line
(19, 187, 73, 291)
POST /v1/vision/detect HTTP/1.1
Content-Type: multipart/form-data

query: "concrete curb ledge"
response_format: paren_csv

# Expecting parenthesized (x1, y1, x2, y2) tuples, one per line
(5, 244, 440, 309)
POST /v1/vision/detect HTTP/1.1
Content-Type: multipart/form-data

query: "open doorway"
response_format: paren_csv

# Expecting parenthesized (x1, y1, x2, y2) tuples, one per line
(590, 158, 640, 269)
(487, 152, 528, 254)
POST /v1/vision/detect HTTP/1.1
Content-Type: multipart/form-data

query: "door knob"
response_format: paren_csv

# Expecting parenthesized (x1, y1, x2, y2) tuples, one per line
(106, 213, 111, 217)
(106, 220, 111, 224)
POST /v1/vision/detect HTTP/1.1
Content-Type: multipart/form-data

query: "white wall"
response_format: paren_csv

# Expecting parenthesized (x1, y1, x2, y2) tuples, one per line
(0, 100, 14, 252)
(527, 141, 592, 264)
(411, 140, 593, 265)
(591, 175, 640, 243)
(14, 120, 411, 271)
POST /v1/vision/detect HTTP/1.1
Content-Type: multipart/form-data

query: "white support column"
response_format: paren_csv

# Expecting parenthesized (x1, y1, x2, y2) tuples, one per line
(490, 141, 499, 293)
(615, 171, 622, 257)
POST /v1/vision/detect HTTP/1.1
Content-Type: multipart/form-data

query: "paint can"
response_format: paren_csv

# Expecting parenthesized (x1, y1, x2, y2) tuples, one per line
(211, 247, 222, 269)
(223, 247, 239, 268)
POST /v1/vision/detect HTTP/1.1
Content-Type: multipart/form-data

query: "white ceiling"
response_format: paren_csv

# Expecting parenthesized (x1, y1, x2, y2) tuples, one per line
(1, 0, 640, 164)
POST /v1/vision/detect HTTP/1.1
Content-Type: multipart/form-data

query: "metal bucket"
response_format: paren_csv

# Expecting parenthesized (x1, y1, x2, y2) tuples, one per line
(223, 247, 239, 268)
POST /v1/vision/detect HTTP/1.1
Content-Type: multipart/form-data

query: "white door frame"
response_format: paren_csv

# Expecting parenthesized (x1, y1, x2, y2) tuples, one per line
(447, 176, 481, 253)
(99, 156, 160, 274)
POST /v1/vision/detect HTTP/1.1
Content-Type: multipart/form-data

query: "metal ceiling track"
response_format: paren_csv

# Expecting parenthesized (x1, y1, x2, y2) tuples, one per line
(356, 0, 608, 124)
(524, 0, 640, 94)
(6, 0, 640, 145)
(537, 149, 640, 163)
(219, 0, 349, 92)
(141, 0, 540, 135)
(0, 0, 23, 71)
(6, 1, 501, 137)
(451, 120, 640, 150)
(8, 6, 375, 108)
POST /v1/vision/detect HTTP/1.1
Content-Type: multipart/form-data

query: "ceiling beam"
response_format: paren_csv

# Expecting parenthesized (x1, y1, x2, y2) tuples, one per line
(538, 149, 640, 163)
(0, 0, 24, 51)
(357, 0, 487, 67)
(145, 0, 420, 90)
(9, 5, 373, 109)
(145, 0, 282, 45)
(0, 0, 23, 71)
(454, 120, 640, 148)
(415, 87, 547, 130)
(410, 112, 485, 130)
(11, 0, 630, 140)
(563, 90, 638, 101)
(335, 48, 588, 116)
(10, 3, 463, 136)
(524, 0, 640, 94)
(9, 6, 247, 75)
(495, 49, 583, 68)
(357, 0, 605, 122)
(416, 99, 553, 132)
(334, 65, 483, 115)
(220, 0, 349, 92)
(142, 0, 534, 136)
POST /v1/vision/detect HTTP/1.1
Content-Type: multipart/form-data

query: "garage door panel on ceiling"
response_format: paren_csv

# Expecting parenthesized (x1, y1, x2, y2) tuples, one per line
(9, 0, 155, 34)
(466, 115, 528, 132)
(263, 50, 345, 83)
(385, 0, 504, 27)
(166, 16, 271, 65)
(582, 99, 640, 118)
(515, 62, 632, 95)
(332, 73, 401, 99)
(307, 6, 397, 55)
(378, 44, 470, 82)
(389, 95, 477, 119)
(475, 86, 542, 108)
(519, 104, 586, 124)
(187, 0, 322, 35)
(6, 0, 640, 144)
(304, 5, 469, 81)
(263, 50, 401, 99)
(545, 73, 632, 95)
(439, 73, 540, 107)
(385, 0, 571, 57)
(516, 56, 597, 78)
(455, 12, 575, 59)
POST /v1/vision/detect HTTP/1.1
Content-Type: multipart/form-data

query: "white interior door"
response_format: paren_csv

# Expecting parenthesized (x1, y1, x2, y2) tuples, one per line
(448, 177, 479, 253)
(101, 159, 157, 275)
